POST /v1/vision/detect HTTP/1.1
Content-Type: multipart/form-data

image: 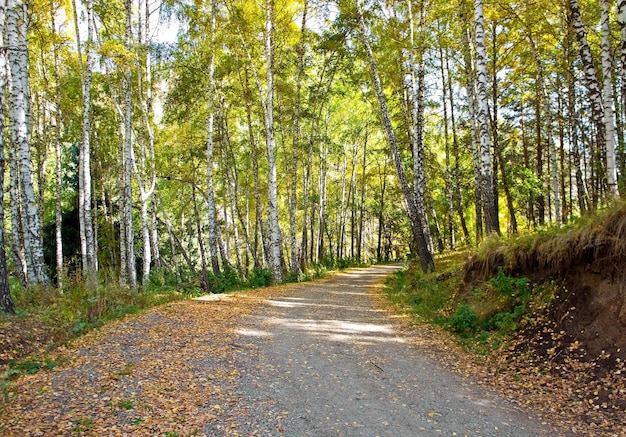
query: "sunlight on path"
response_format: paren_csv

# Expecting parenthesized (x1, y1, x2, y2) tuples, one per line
(233, 264, 561, 437)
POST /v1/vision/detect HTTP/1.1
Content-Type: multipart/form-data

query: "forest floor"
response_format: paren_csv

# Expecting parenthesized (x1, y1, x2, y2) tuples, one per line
(0, 265, 618, 436)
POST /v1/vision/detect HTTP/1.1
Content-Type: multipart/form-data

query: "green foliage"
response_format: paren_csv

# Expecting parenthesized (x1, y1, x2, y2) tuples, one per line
(248, 268, 273, 289)
(450, 305, 478, 336)
(116, 399, 134, 410)
(385, 253, 464, 323)
(384, 250, 552, 354)
(8, 359, 58, 377)
(206, 266, 243, 294)
(489, 268, 531, 304)
(72, 417, 94, 433)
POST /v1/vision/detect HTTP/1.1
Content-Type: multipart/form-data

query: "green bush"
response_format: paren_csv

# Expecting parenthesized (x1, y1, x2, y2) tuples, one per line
(205, 266, 243, 294)
(450, 305, 478, 336)
(489, 267, 531, 304)
(248, 268, 273, 289)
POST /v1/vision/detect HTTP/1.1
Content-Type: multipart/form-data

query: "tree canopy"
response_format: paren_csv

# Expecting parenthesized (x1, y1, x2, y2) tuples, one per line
(1, 0, 625, 310)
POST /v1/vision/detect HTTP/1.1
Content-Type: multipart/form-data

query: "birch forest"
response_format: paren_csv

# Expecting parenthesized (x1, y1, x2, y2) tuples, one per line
(0, 0, 625, 310)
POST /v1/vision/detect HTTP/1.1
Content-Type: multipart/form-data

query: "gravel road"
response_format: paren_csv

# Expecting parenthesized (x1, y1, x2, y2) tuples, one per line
(232, 264, 563, 437)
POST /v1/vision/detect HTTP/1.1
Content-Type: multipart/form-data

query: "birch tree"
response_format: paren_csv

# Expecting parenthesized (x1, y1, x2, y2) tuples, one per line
(0, 1, 14, 313)
(264, 0, 283, 282)
(407, 0, 434, 253)
(6, 0, 48, 284)
(123, 0, 136, 288)
(75, 0, 97, 276)
(134, 0, 158, 283)
(473, 0, 499, 235)
(460, 0, 484, 242)
(289, 0, 307, 277)
(568, 0, 606, 192)
(206, 0, 221, 275)
(51, 4, 64, 287)
(355, 0, 434, 272)
(601, 0, 620, 198)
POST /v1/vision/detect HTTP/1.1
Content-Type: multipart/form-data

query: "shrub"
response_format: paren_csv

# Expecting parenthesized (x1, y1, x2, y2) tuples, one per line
(450, 305, 478, 336)
(489, 267, 530, 304)
(248, 268, 273, 289)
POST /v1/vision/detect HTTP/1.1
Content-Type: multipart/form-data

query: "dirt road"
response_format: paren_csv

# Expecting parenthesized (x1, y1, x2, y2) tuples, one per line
(0, 265, 565, 436)
(229, 264, 561, 436)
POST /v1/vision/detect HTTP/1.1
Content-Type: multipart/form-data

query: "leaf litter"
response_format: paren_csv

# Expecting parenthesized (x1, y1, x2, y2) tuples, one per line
(0, 271, 624, 436)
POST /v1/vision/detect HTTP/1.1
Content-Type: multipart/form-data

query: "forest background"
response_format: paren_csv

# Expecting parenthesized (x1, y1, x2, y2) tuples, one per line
(0, 0, 623, 313)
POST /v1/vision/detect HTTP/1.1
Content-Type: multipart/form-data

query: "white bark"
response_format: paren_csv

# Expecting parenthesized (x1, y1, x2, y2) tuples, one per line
(474, 0, 499, 235)
(618, 0, 626, 140)
(79, 0, 97, 275)
(439, 44, 455, 248)
(460, 4, 483, 242)
(355, 0, 434, 272)
(206, 0, 221, 274)
(5, 0, 47, 284)
(290, 0, 307, 276)
(407, 0, 434, 253)
(569, 0, 607, 155)
(601, 0, 620, 198)
(264, 0, 283, 282)
(134, 0, 157, 284)
(150, 197, 160, 267)
(124, 0, 136, 288)
(51, 6, 64, 287)
(0, 0, 24, 288)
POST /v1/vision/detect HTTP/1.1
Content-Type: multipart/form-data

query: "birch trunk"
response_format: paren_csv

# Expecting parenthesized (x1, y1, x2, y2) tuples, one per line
(439, 44, 455, 249)
(316, 140, 328, 263)
(601, 0, 620, 198)
(241, 66, 265, 268)
(407, 0, 433, 253)
(357, 123, 368, 262)
(6, 0, 47, 284)
(566, 33, 588, 214)
(289, 0, 307, 276)
(356, 0, 434, 272)
(0, 4, 14, 312)
(220, 113, 245, 275)
(51, 6, 64, 287)
(473, 0, 499, 235)
(123, 0, 136, 288)
(8, 143, 26, 286)
(134, 0, 158, 283)
(618, 0, 626, 164)
(1, 2, 24, 289)
(79, 0, 96, 275)
(192, 186, 210, 292)
(264, 0, 283, 282)
(460, 0, 484, 242)
(446, 46, 470, 242)
(151, 197, 160, 268)
(569, 0, 607, 162)
(206, 0, 221, 274)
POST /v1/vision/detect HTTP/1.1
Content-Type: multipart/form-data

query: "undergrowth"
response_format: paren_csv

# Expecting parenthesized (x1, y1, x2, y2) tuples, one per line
(0, 257, 364, 385)
(385, 248, 557, 355)
(384, 202, 626, 352)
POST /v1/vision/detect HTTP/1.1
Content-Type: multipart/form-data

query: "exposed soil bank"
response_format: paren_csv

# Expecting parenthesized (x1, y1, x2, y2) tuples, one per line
(463, 205, 626, 432)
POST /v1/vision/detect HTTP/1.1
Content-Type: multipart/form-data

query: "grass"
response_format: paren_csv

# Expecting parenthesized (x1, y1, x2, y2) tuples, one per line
(0, 271, 189, 386)
(0, 257, 368, 384)
(384, 250, 467, 324)
(384, 242, 561, 354)
(385, 202, 626, 353)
